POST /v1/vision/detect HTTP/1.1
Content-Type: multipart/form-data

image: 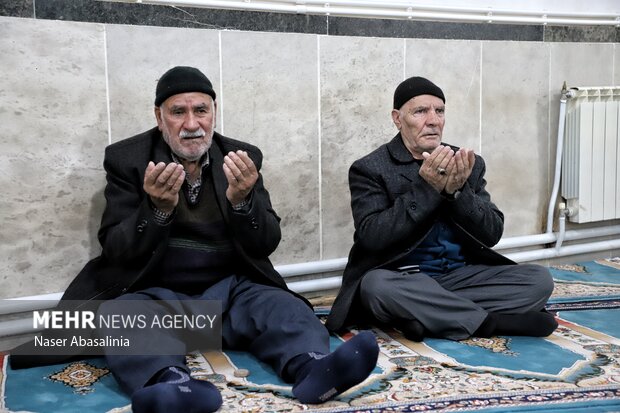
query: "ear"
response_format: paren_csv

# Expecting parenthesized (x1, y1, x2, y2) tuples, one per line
(213, 101, 218, 129)
(154, 106, 163, 131)
(391, 109, 402, 130)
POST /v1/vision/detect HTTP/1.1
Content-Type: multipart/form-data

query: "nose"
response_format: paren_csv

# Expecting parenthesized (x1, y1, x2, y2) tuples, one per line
(183, 112, 200, 130)
(426, 109, 441, 125)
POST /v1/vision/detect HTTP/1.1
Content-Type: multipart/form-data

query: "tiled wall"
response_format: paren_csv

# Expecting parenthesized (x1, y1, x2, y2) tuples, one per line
(0, 5, 619, 298)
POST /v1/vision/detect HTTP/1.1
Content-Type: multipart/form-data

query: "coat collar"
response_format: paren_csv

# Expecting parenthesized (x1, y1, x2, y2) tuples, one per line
(151, 128, 174, 164)
(387, 132, 417, 164)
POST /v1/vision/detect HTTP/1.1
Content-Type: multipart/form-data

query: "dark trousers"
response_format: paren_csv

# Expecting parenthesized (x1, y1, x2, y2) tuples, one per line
(98, 275, 330, 394)
(359, 264, 554, 340)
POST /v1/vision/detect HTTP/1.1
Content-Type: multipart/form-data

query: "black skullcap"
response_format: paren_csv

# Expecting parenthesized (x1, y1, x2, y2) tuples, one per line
(154, 66, 216, 106)
(393, 76, 445, 109)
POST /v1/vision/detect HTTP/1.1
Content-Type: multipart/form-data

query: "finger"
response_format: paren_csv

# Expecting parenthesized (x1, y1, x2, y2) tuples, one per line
(144, 162, 166, 186)
(145, 161, 155, 175)
(166, 164, 185, 190)
(226, 151, 255, 179)
(223, 163, 238, 185)
(156, 163, 180, 186)
(454, 150, 466, 173)
(226, 151, 257, 182)
(434, 146, 453, 167)
(234, 150, 257, 176)
(431, 147, 453, 177)
(170, 169, 186, 192)
(446, 156, 457, 174)
(467, 149, 476, 169)
(421, 146, 444, 169)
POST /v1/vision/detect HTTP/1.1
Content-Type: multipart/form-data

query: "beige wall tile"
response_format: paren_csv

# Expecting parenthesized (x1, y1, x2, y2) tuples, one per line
(220, 31, 320, 265)
(481, 41, 550, 237)
(0, 17, 108, 298)
(320, 35, 403, 259)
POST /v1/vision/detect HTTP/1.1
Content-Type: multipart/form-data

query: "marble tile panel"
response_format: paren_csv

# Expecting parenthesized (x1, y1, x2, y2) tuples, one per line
(328, 17, 543, 41)
(405, 39, 481, 152)
(36, 0, 327, 34)
(480, 41, 550, 237)
(548, 42, 615, 115)
(544, 26, 620, 43)
(105, 24, 221, 141)
(320, 35, 404, 260)
(0, 17, 108, 298)
(616, 44, 620, 87)
(220, 31, 319, 265)
(0, 0, 33, 18)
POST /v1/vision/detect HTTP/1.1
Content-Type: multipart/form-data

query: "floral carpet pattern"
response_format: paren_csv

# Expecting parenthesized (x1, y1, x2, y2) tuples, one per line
(1, 258, 620, 413)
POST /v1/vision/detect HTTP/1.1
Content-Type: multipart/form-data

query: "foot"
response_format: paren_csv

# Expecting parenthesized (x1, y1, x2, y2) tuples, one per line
(132, 367, 222, 413)
(395, 318, 425, 342)
(475, 311, 558, 338)
(292, 331, 379, 404)
(494, 311, 558, 337)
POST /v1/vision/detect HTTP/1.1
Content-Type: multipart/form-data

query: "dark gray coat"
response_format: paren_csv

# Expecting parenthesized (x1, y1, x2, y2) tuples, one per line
(68, 127, 287, 301)
(325, 133, 514, 332)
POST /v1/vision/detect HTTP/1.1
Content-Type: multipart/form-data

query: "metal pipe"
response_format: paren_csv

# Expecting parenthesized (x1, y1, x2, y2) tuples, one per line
(495, 233, 557, 250)
(277, 257, 348, 278)
(0, 318, 41, 338)
(546, 88, 569, 234)
(117, 0, 620, 26)
(555, 207, 567, 251)
(287, 275, 342, 294)
(506, 238, 620, 263)
(270, 0, 619, 19)
(494, 225, 620, 250)
(0, 298, 61, 316)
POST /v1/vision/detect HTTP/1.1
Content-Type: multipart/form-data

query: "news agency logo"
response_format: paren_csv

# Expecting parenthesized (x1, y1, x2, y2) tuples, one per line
(33, 310, 97, 329)
(32, 310, 219, 330)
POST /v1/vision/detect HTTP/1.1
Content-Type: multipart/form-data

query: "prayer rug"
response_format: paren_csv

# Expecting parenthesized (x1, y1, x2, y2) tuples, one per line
(1, 258, 619, 412)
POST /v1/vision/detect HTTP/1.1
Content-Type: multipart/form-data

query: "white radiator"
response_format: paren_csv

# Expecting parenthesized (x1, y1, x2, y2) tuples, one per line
(562, 86, 620, 223)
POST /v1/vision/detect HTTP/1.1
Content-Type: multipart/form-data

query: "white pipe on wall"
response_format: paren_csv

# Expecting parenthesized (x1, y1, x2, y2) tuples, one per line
(546, 91, 568, 235)
(506, 238, 620, 263)
(287, 276, 343, 294)
(118, 0, 620, 26)
(277, 257, 348, 278)
(0, 319, 41, 338)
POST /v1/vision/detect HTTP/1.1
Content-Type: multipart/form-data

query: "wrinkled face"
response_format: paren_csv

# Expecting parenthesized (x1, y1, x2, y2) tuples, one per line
(392, 94, 445, 160)
(155, 92, 217, 161)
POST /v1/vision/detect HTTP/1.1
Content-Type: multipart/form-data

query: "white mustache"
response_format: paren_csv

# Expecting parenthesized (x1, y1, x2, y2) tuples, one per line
(180, 128, 206, 139)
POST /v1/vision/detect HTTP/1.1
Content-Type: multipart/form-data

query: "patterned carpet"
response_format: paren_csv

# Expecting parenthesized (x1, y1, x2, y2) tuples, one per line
(2, 258, 620, 413)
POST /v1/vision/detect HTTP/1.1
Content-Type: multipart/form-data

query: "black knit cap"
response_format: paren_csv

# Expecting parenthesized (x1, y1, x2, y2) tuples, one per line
(154, 66, 216, 106)
(393, 76, 445, 109)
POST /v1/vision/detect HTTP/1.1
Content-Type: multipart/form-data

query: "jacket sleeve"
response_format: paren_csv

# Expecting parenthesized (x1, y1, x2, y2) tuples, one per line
(349, 159, 444, 252)
(444, 155, 504, 247)
(97, 147, 171, 265)
(349, 154, 504, 253)
(226, 148, 282, 258)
